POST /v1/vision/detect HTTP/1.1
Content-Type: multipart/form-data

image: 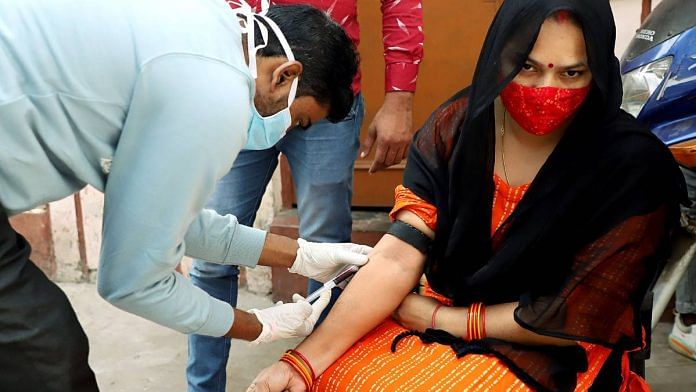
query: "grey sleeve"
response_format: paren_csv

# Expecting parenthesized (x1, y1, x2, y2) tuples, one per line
(184, 208, 266, 268)
(97, 54, 255, 337)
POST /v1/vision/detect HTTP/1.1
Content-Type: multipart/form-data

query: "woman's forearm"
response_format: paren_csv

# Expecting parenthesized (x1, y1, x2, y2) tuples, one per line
(296, 234, 426, 375)
(437, 302, 574, 346)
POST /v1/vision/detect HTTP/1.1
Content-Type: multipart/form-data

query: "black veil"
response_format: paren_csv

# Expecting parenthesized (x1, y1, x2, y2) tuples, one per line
(401, 0, 685, 390)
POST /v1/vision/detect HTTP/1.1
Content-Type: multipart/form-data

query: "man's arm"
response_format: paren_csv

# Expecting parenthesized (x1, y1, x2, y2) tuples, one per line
(184, 209, 297, 269)
(380, 0, 424, 94)
(185, 209, 369, 278)
(360, 0, 424, 173)
(99, 54, 251, 337)
(99, 53, 370, 343)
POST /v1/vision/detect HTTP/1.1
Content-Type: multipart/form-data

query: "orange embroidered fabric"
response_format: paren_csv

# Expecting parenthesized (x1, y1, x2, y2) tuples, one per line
(491, 175, 530, 236)
(390, 185, 438, 231)
(314, 318, 613, 392)
(389, 176, 529, 236)
(313, 177, 641, 391)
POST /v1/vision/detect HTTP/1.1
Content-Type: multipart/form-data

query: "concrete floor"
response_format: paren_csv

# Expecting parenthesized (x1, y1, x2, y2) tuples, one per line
(63, 283, 696, 392)
(645, 322, 696, 391)
(63, 283, 299, 392)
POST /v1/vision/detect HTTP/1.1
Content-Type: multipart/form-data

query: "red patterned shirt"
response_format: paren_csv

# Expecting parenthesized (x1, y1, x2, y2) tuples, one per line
(236, 0, 424, 94)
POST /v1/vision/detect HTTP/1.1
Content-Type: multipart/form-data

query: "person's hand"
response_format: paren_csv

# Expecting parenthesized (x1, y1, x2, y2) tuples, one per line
(249, 290, 331, 344)
(360, 91, 414, 173)
(392, 293, 441, 331)
(247, 361, 307, 392)
(289, 238, 372, 283)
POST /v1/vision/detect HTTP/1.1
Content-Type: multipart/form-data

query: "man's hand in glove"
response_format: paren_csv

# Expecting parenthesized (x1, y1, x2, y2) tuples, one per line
(248, 290, 332, 345)
(289, 238, 372, 283)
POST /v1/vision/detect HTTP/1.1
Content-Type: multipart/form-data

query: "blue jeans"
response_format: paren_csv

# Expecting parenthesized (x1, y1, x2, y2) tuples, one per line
(678, 167, 696, 315)
(186, 94, 364, 392)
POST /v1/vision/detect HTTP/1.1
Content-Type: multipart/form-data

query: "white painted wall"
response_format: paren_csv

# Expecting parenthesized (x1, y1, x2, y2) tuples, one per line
(612, 0, 664, 58)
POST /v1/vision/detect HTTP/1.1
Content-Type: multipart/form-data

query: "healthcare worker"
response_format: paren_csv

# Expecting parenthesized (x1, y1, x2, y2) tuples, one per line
(0, 1, 363, 391)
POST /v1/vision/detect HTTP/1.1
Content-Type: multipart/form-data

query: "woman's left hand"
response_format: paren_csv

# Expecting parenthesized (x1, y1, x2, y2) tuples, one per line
(392, 293, 442, 331)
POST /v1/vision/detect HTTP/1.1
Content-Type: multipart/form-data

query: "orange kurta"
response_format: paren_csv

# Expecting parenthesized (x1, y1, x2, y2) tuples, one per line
(314, 176, 627, 391)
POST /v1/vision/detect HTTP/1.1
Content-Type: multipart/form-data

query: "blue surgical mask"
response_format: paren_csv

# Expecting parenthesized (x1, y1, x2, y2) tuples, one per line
(232, 0, 299, 150)
(245, 103, 293, 150)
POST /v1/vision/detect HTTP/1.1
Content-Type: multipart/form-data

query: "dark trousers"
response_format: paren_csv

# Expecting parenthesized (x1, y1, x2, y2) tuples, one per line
(0, 208, 98, 391)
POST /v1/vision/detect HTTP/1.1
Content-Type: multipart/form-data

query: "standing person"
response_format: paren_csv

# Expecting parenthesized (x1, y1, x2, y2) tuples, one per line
(186, 1, 424, 391)
(0, 1, 366, 391)
(670, 168, 696, 360)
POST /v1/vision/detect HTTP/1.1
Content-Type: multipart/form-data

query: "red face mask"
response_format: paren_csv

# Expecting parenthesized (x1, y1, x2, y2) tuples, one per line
(500, 81, 591, 136)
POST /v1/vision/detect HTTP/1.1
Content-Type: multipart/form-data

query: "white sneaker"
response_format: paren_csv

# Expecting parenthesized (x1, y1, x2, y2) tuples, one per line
(668, 311, 696, 361)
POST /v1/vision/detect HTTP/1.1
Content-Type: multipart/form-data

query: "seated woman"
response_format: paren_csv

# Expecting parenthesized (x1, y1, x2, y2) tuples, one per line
(249, 0, 685, 391)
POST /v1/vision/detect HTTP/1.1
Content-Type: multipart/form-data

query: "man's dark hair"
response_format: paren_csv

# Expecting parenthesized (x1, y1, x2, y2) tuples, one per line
(258, 5, 359, 123)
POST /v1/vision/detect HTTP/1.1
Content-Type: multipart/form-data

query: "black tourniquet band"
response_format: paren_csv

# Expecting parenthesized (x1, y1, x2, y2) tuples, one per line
(386, 220, 432, 254)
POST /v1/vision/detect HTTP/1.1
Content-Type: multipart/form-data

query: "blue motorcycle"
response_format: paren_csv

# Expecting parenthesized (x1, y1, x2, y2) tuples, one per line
(620, 0, 696, 372)
(621, 0, 696, 161)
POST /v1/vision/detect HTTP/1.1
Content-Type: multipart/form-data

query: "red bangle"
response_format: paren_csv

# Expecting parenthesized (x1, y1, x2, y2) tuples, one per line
(290, 349, 315, 380)
(279, 356, 311, 390)
(431, 304, 443, 329)
(279, 349, 315, 390)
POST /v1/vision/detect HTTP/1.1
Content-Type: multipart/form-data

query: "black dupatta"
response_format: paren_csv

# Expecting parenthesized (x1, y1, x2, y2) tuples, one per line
(401, 0, 686, 390)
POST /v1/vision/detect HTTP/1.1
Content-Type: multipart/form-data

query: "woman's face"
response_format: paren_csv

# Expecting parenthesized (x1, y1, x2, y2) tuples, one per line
(513, 16, 593, 89)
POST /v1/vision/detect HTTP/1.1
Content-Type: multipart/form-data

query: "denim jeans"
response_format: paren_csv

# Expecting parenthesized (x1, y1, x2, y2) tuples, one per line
(678, 167, 696, 315)
(186, 94, 364, 392)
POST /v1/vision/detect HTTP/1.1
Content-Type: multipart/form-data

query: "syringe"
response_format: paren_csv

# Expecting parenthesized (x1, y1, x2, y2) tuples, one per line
(305, 265, 360, 303)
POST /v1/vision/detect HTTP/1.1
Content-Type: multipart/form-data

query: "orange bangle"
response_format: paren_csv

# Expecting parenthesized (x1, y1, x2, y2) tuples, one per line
(467, 303, 475, 340)
(475, 303, 481, 340)
(290, 349, 315, 379)
(466, 302, 485, 340)
(477, 304, 482, 339)
(465, 305, 470, 340)
(280, 349, 315, 390)
(466, 304, 472, 340)
(279, 355, 311, 389)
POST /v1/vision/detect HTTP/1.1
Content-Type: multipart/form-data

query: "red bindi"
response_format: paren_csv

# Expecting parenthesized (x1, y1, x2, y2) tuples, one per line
(548, 63, 554, 69)
(555, 10, 570, 23)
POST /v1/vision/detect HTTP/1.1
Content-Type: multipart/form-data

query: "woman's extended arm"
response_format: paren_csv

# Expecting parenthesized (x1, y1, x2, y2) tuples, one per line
(296, 211, 432, 374)
(248, 211, 432, 391)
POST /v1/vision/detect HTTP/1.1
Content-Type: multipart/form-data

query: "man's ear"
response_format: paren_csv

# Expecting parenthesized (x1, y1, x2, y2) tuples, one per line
(270, 60, 302, 92)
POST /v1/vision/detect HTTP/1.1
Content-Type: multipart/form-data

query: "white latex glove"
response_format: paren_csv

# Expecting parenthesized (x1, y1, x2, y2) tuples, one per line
(289, 238, 372, 283)
(248, 290, 331, 345)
